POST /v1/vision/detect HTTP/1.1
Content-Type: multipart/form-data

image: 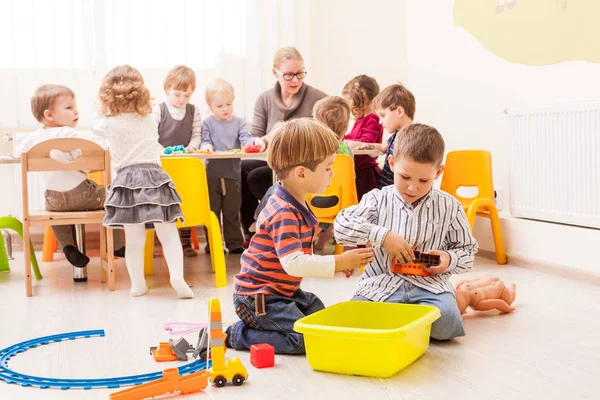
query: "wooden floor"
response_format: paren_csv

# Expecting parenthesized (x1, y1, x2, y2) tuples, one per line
(0, 247, 598, 400)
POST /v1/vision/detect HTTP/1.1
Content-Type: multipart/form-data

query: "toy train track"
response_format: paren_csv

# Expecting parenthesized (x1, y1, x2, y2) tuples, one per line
(0, 330, 211, 390)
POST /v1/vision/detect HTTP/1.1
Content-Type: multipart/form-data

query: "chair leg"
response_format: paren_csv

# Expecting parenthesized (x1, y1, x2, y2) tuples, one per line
(42, 226, 56, 262)
(488, 208, 508, 265)
(107, 228, 115, 290)
(1, 216, 42, 280)
(191, 226, 200, 250)
(208, 212, 227, 288)
(144, 230, 155, 276)
(99, 225, 107, 283)
(23, 222, 32, 297)
(0, 236, 9, 273)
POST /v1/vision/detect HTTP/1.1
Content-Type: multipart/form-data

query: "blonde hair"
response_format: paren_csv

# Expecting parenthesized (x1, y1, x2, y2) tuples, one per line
(342, 75, 380, 119)
(98, 65, 152, 116)
(312, 96, 350, 140)
(393, 124, 445, 166)
(205, 78, 235, 105)
(273, 46, 304, 70)
(373, 83, 416, 119)
(164, 65, 196, 92)
(31, 84, 75, 123)
(267, 118, 339, 180)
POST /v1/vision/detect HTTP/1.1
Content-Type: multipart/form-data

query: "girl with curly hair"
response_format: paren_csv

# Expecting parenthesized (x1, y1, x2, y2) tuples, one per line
(91, 65, 193, 299)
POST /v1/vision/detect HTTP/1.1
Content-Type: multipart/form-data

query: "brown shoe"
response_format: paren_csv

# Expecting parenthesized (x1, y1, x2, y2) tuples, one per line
(183, 247, 198, 257)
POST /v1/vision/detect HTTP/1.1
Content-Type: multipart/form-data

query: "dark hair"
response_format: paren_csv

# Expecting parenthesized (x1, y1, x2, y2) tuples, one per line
(393, 123, 445, 166)
(373, 83, 416, 119)
(342, 74, 379, 119)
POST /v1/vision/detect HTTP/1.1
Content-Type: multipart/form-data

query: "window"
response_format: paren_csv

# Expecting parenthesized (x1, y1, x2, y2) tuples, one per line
(0, 0, 246, 69)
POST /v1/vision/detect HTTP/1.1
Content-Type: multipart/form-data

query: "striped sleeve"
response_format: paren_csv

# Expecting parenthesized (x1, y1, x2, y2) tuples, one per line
(334, 190, 390, 248)
(444, 204, 478, 274)
(265, 209, 304, 259)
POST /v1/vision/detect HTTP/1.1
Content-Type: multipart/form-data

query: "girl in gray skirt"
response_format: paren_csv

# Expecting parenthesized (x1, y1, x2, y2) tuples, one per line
(92, 65, 193, 299)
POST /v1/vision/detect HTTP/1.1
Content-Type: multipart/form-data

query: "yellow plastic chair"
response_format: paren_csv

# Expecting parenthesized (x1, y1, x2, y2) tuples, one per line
(440, 150, 507, 264)
(143, 157, 227, 288)
(306, 154, 358, 255)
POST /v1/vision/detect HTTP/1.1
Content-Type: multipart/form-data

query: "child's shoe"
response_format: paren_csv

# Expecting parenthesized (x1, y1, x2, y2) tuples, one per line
(63, 245, 90, 267)
(183, 247, 198, 257)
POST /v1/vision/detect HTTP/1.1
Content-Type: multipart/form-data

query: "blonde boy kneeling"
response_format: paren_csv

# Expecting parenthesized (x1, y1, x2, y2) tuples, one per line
(226, 118, 375, 354)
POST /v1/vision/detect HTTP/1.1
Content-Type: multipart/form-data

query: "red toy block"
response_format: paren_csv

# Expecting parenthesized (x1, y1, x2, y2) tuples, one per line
(250, 344, 275, 368)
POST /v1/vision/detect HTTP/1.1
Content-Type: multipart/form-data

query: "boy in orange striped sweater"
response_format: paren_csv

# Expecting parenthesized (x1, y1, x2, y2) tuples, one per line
(227, 118, 375, 354)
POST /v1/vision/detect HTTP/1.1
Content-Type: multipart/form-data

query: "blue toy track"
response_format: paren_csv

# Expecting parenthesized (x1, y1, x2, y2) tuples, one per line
(0, 330, 211, 390)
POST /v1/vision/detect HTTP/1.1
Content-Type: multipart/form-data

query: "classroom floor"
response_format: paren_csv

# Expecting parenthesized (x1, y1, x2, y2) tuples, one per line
(0, 246, 598, 400)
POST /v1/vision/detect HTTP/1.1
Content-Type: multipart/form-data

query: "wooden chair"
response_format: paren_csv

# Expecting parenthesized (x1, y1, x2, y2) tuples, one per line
(21, 138, 115, 296)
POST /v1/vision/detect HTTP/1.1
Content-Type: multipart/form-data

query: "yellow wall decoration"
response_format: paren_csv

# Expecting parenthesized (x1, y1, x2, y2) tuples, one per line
(453, 0, 600, 65)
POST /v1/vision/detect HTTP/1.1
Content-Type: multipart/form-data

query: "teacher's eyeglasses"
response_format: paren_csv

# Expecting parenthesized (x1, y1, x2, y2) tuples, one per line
(275, 69, 307, 81)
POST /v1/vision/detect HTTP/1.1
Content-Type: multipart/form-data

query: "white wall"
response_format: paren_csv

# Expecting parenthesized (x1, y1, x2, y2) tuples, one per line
(309, 0, 408, 96)
(406, 1, 600, 273)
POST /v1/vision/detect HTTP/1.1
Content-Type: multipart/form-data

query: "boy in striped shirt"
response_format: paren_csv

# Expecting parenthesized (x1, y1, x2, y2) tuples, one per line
(335, 124, 478, 341)
(226, 118, 375, 354)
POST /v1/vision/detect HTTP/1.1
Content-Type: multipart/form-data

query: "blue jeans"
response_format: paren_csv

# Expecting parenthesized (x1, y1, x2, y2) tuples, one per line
(352, 281, 465, 341)
(227, 289, 325, 354)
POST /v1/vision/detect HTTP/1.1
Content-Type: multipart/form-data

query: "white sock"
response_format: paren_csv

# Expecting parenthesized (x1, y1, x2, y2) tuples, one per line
(123, 224, 148, 297)
(155, 223, 194, 299)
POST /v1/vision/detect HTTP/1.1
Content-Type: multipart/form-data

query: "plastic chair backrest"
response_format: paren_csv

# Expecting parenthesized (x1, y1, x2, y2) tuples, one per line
(306, 154, 358, 222)
(161, 157, 210, 228)
(440, 150, 495, 203)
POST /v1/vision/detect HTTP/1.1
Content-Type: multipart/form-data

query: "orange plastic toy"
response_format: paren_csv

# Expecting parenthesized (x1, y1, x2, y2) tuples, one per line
(151, 342, 177, 362)
(391, 251, 440, 276)
(109, 368, 210, 400)
(455, 275, 516, 315)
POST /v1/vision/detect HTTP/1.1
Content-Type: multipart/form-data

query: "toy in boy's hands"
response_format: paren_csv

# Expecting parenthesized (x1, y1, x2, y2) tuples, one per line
(421, 250, 449, 275)
(382, 231, 415, 265)
(243, 143, 262, 153)
(455, 275, 516, 315)
(390, 250, 441, 277)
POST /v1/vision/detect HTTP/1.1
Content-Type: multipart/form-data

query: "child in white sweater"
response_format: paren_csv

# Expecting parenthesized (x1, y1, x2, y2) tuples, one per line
(92, 65, 193, 299)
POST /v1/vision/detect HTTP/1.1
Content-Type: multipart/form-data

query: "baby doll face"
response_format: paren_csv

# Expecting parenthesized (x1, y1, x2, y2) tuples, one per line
(45, 95, 79, 128)
(166, 86, 193, 108)
(208, 93, 234, 121)
(389, 156, 444, 205)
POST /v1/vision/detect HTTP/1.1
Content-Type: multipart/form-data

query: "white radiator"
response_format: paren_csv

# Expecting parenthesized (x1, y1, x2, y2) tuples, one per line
(508, 102, 600, 229)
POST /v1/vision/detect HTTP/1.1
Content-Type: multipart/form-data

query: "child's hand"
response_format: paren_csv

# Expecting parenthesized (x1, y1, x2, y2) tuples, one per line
(185, 145, 196, 153)
(382, 231, 415, 265)
(421, 250, 450, 275)
(255, 138, 266, 152)
(200, 144, 214, 153)
(335, 248, 375, 272)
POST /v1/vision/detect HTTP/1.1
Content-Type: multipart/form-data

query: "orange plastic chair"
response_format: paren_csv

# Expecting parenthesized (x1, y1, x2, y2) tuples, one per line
(440, 150, 507, 264)
(41, 171, 106, 262)
(306, 154, 358, 255)
(143, 157, 227, 288)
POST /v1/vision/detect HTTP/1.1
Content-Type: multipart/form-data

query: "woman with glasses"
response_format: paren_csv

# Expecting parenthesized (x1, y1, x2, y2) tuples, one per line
(240, 46, 327, 246)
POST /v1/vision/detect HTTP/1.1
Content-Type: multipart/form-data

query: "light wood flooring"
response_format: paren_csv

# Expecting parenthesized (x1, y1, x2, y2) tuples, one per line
(0, 246, 598, 400)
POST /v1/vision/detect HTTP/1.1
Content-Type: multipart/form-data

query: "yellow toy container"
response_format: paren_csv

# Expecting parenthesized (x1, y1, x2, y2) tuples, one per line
(294, 301, 441, 378)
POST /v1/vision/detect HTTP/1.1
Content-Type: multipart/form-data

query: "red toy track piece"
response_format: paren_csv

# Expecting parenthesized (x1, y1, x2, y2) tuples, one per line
(243, 144, 262, 153)
(250, 344, 275, 368)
